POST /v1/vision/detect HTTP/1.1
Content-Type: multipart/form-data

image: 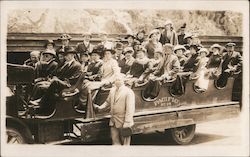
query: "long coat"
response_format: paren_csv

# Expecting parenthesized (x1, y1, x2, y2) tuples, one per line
(164, 54, 180, 75)
(56, 60, 82, 85)
(159, 30, 178, 46)
(35, 59, 58, 79)
(102, 85, 135, 128)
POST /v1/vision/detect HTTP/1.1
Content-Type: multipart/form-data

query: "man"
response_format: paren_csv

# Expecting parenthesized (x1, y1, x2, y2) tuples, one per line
(161, 44, 180, 79)
(75, 33, 94, 60)
(30, 49, 58, 100)
(94, 76, 135, 145)
(24, 50, 40, 67)
(99, 32, 114, 49)
(30, 46, 82, 115)
(44, 39, 55, 51)
(177, 24, 187, 45)
(216, 43, 242, 88)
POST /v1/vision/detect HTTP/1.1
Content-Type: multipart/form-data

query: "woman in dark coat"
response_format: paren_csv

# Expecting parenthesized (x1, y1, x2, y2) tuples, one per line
(159, 20, 178, 46)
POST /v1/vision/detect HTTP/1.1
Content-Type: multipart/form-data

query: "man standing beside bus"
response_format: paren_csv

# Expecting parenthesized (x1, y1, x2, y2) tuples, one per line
(94, 76, 135, 145)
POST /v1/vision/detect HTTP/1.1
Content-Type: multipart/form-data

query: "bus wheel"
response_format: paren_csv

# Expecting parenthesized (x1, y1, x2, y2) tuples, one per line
(6, 127, 27, 144)
(166, 124, 196, 145)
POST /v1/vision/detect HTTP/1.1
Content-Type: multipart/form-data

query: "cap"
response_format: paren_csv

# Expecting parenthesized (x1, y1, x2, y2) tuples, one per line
(225, 42, 236, 47)
(210, 44, 222, 50)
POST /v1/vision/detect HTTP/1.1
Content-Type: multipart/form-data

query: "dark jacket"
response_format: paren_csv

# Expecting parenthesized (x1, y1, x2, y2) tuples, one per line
(159, 30, 178, 46)
(183, 54, 199, 72)
(35, 59, 58, 79)
(56, 60, 82, 85)
(178, 34, 187, 45)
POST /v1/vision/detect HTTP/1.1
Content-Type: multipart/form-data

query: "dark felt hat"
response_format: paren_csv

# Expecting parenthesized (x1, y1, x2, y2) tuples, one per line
(63, 46, 76, 55)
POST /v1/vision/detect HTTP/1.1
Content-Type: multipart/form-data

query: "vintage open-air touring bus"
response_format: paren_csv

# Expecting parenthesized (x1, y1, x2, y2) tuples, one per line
(5, 33, 242, 145)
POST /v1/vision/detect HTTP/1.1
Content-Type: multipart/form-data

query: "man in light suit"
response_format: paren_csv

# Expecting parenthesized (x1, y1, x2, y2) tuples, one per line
(94, 76, 135, 145)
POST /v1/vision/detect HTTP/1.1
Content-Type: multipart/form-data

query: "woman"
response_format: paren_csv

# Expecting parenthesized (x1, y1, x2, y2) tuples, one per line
(135, 29, 146, 44)
(194, 48, 210, 92)
(159, 20, 178, 46)
(100, 49, 121, 85)
(174, 45, 188, 67)
(145, 29, 163, 59)
(125, 46, 150, 86)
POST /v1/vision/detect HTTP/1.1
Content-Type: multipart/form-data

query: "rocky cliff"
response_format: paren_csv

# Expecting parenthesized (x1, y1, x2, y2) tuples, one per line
(7, 9, 242, 36)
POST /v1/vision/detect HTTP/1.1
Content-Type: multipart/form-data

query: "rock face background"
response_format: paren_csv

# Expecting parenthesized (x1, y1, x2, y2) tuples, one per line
(7, 9, 242, 36)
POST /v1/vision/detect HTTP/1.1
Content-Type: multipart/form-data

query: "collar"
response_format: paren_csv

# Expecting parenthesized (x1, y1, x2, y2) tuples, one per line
(65, 58, 75, 66)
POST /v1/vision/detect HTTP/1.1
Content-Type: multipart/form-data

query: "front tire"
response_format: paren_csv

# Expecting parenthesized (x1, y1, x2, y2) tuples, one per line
(166, 124, 196, 145)
(6, 127, 28, 144)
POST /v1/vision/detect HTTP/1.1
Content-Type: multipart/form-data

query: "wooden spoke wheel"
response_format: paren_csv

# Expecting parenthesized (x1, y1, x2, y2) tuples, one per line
(166, 124, 196, 145)
(6, 127, 26, 144)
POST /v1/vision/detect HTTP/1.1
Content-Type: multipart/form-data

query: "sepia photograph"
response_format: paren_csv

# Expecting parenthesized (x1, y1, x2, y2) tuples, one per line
(1, 1, 249, 157)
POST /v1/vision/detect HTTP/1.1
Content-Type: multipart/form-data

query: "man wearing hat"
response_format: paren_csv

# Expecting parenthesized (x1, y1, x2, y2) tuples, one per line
(75, 33, 94, 61)
(206, 44, 223, 72)
(119, 47, 135, 74)
(160, 44, 180, 80)
(35, 49, 58, 81)
(159, 20, 178, 46)
(216, 43, 242, 88)
(114, 42, 125, 62)
(183, 44, 200, 72)
(145, 29, 163, 59)
(99, 32, 114, 50)
(183, 33, 193, 50)
(30, 46, 82, 115)
(30, 49, 58, 101)
(125, 34, 136, 48)
(177, 23, 188, 45)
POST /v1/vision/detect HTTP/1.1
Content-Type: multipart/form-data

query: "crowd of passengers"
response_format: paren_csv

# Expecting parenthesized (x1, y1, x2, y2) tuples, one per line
(24, 20, 242, 114)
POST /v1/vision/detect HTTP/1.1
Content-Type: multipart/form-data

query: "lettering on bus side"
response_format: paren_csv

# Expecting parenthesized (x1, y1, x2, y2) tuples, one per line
(154, 97, 180, 107)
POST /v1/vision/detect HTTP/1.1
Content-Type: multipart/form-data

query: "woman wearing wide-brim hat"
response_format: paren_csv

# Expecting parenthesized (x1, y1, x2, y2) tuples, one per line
(44, 39, 55, 50)
(56, 34, 73, 59)
(174, 45, 188, 67)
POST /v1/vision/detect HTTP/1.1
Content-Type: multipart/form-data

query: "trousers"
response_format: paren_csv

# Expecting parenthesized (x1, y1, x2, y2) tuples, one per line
(110, 126, 131, 145)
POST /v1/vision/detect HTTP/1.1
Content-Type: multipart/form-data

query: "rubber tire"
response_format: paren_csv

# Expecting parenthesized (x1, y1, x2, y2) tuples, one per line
(6, 127, 29, 144)
(166, 124, 196, 145)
